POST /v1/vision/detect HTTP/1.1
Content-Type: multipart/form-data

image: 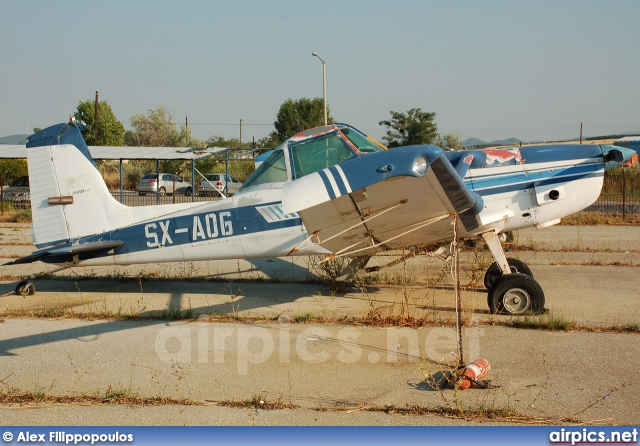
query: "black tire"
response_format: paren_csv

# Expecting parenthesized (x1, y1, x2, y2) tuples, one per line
(488, 273, 545, 315)
(185, 187, 193, 196)
(484, 258, 533, 290)
(15, 280, 36, 296)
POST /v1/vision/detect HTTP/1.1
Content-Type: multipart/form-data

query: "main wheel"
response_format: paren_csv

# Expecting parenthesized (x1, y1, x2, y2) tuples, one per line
(15, 280, 36, 296)
(488, 273, 545, 315)
(484, 258, 533, 290)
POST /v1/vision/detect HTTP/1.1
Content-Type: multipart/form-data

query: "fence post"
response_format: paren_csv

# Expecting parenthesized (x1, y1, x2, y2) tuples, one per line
(119, 159, 124, 204)
(622, 168, 626, 221)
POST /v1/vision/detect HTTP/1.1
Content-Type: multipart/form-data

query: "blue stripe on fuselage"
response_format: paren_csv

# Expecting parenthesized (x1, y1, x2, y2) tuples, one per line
(469, 163, 603, 196)
(328, 166, 348, 196)
(317, 170, 336, 199)
(77, 202, 302, 257)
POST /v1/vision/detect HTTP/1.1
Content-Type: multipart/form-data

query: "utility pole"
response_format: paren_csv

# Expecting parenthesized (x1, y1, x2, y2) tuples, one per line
(580, 122, 583, 144)
(240, 119, 243, 143)
(185, 116, 189, 146)
(94, 91, 99, 145)
(311, 52, 327, 125)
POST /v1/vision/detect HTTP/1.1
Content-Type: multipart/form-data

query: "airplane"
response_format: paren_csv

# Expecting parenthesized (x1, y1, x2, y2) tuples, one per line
(4, 117, 635, 315)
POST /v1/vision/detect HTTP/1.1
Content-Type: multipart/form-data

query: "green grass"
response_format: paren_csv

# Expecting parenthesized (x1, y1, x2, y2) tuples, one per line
(611, 322, 640, 333)
(161, 303, 195, 320)
(0, 387, 202, 406)
(294, 312, 314, 323)
(507, 312, 576, 331)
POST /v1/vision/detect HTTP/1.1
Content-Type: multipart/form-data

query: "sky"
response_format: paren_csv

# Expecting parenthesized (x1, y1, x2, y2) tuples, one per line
(1, 0, 639, 144)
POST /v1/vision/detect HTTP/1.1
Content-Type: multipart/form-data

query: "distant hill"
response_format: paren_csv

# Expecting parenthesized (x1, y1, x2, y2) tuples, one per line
(0, 134, 28, 145)
(461, 138, 486, 147)
(491, 137, 524, 146)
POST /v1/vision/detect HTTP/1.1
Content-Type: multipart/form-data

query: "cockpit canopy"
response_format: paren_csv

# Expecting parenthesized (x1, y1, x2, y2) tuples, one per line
(240, 123, 385, 191)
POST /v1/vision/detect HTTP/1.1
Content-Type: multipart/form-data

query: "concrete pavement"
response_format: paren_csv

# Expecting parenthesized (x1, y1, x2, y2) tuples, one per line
(0, 319, 637, 425)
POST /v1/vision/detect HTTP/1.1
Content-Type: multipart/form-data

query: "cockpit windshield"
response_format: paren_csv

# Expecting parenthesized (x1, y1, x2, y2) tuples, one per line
(290, 133, 356, 179)
(339, 127, 385, 153)
(241, 149, 288, 189)
(238, 124, 386, 192)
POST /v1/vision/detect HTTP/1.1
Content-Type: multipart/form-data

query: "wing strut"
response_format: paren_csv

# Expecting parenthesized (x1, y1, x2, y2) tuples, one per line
(318, 213, 453, 263)
(287, 200, 406, 255)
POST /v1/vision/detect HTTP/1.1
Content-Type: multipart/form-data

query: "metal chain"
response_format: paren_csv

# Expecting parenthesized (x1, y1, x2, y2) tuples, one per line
(452, 215, 464, 368)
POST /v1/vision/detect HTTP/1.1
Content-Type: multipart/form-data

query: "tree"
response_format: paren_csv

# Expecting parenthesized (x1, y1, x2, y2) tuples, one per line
(207, 135, 248, 149)
(437, 133, 463, 151)
(178, 124, 207, 149)
(256, 133, 281, 148)
(76, 99, 125, 146)
(127, 105, 180, 147)
(272, 97, 333, 144)
(379, 108, 438, 148)
(0, 160, 28, 186)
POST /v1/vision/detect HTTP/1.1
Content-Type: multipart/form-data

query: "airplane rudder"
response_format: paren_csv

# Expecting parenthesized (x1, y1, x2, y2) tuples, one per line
(25, 118, 109, 246)
(27, 117, 97, 169)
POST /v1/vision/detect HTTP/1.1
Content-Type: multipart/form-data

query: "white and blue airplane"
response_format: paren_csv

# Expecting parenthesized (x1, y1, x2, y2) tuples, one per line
(5, 117, 635, 315)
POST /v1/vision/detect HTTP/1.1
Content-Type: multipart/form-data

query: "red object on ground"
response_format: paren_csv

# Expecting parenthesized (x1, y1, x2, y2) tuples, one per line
(456, 358, 491, 389)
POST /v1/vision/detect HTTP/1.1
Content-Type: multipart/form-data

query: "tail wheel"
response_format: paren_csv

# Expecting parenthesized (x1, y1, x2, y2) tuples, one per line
(488, 273, 545, 315)
(15, 280, 36, 296)
(484, 257, 533, 290)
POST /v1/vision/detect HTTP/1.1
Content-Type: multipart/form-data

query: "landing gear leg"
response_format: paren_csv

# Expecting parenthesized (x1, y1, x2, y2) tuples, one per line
(481, 231, 544, 315)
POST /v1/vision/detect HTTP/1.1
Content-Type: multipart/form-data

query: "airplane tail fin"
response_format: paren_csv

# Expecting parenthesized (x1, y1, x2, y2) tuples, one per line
(26, 118, 136, 248)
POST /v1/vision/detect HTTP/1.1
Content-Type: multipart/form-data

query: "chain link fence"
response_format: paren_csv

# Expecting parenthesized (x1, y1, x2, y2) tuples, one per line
(583, 167, 640, 220)
(110, 190, 221, 206)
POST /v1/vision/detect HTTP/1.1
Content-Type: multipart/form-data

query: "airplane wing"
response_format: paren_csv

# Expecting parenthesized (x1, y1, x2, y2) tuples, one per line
(282, 145, 484, 257)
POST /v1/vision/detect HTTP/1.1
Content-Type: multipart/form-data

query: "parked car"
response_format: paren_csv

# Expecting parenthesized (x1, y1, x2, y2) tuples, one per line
(136, 173, 193, 196)
(2, 175, 30, 208)
(198, 173, 243, 197)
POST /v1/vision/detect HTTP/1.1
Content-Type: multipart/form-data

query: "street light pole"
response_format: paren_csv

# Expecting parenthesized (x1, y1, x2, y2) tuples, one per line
(311, 52, 327, 125)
